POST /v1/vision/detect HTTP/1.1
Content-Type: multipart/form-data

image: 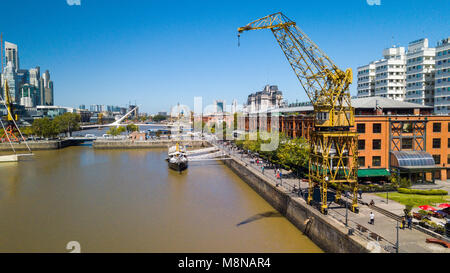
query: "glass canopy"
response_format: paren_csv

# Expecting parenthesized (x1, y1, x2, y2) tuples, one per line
(390, 151, 435, 168)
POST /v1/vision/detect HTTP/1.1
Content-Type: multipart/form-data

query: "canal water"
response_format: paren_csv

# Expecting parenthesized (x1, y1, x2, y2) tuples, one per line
(0, 146, 322, 252)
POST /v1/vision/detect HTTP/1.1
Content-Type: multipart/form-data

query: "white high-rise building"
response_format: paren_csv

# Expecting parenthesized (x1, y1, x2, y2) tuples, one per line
(374, 47, 406, 100)
(434, 37, 450, 115)
(5, 41, 19, 72)
(1, 61, 19, 103)
(405, 38, 435, 106)
(29, 66, 40, 88)
(357, 63, 376, 98)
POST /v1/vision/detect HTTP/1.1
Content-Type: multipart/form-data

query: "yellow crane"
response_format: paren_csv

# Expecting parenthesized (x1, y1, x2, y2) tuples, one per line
(1, 81, 21, 142)
(238, 12, 359, 213)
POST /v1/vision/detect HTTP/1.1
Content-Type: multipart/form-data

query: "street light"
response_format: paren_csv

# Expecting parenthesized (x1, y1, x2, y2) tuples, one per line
(395, 221, 399, 253)
(345, 199, 348, 227)
(385, 181, 389, 204)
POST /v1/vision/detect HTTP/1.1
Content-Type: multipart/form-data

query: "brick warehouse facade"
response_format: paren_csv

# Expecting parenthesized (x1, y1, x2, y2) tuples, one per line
(237, 97, 450, 181)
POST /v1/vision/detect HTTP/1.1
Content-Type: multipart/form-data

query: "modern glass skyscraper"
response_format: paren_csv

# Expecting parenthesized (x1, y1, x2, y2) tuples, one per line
(5, 41, 19, 72)
(40, 70, 54, 105)
(2, 61, 19, 103)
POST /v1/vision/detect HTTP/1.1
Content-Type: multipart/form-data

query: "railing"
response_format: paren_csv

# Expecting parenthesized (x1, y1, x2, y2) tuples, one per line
(209, 137, 400, 253)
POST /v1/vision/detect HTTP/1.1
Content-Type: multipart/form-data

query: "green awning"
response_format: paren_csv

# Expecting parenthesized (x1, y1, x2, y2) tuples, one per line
(358, 169, 390, 178)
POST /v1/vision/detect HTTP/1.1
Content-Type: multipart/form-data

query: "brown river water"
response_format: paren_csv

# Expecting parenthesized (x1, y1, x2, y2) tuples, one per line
(0, 146, 322, 253)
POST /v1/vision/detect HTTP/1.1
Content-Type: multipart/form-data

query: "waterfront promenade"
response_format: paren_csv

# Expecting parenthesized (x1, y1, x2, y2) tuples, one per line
(213, 140, 450, 253)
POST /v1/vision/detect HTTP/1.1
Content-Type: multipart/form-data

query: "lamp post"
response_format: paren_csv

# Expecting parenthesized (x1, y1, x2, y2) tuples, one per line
(395, 221, 399, 253)
(385, 181, 389, 204)
(345, 198, 348, 227)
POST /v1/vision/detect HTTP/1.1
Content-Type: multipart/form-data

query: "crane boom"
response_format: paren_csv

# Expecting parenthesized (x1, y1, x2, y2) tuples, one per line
(238, 12, 354, 129)
(239, 12, 359, 213)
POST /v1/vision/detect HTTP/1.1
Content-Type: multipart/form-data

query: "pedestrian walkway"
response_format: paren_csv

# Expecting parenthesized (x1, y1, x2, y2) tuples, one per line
(214, 141, 450, 253)
(360, 192, 406, 216)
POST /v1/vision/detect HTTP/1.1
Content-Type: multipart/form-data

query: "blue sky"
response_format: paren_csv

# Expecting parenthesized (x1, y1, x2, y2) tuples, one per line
(2, 0, 449, 113)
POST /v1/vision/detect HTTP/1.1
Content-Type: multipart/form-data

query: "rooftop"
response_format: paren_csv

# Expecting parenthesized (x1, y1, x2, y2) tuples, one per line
(265, 96, 431, 114)
(351, 96, 432, 109)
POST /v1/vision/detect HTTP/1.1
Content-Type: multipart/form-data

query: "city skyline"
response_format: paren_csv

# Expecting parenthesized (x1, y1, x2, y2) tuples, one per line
(2, 0, 449, 113)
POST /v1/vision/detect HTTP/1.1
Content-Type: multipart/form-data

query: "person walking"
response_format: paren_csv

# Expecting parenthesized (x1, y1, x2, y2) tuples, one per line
(407, 215, 412, 229)
(358, 189, 363, 199)
(261, 165, 265, 175)
(401, 217, 406, 229)
(369, 212, 375, 225)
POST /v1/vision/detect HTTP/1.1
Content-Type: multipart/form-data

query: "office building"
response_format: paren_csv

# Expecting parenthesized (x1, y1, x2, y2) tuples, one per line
(405, 38, 436, 106)
(20, 84, 39, 107)
(357, 63, 376, 98)
(5, 41, 19, 72)
(214, 100, 225, 113)
(374, 47, 406, 100)
(434, 37, 450, 115)
(358, 46, 407, 100)
(40, 70, 54, 105)
(1, 61, 19, 102)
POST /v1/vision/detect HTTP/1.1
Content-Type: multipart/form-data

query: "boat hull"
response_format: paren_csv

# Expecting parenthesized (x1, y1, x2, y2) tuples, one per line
(168, 161, 188, 172)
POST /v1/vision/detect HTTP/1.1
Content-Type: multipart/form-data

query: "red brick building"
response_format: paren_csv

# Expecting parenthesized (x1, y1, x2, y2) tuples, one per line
(238, 97, 450, 182)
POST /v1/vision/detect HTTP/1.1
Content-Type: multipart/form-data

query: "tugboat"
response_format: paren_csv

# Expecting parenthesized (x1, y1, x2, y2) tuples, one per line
(166, 143, 188, 172)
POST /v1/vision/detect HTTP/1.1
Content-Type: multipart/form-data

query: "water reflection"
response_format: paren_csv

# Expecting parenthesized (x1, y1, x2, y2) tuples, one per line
(0, 146, 322, 253)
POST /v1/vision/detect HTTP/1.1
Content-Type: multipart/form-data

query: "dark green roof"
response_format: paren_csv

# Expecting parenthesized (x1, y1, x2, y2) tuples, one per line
(358, 169, 390, 178)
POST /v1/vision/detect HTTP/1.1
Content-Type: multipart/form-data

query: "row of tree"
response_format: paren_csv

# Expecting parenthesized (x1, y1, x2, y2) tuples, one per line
(235, 132, 310, 173)
(14, 113, 82, 139)
(106, 123, 139, 136)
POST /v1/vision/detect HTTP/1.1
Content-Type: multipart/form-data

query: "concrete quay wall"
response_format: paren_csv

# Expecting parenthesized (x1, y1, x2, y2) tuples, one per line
(0, 139, 78, 151)
(93, 140, 210, 149)
(222, 155, 372, 253)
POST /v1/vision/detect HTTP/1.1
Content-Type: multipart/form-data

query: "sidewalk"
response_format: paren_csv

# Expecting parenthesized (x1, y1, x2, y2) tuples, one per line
(360, 192, 406, 216)
(215, 141, 450, 253)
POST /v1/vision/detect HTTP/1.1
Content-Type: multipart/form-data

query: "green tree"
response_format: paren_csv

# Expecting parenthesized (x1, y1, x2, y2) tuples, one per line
(32, 117, 59, 138)
(20, 126, 33, 137)
(388, 173, 399, 188)
(126, 123, 139, 133)
(53, 112, 81, 137)
(276, 137, 309, 171)
(153, 114, 167, 122)
(140, 115, 148, 122)
(107, 126, 126, 136)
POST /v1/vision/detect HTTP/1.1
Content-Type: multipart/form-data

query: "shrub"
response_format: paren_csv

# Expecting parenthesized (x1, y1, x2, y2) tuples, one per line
(398, 177, 412, 189)
(358, 183, 396, 193)
(398, 188, 448, 196)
